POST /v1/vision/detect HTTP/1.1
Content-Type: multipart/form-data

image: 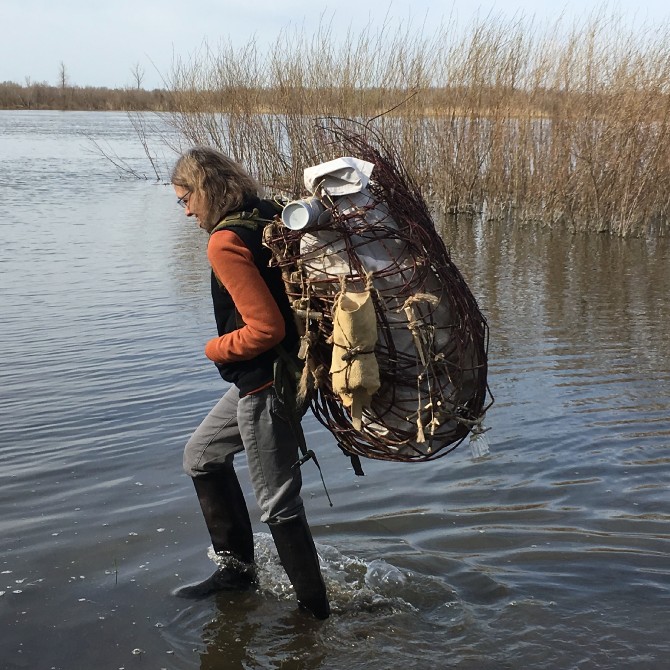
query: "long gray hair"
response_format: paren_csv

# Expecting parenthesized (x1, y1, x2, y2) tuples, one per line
(171, 147, 259, 232)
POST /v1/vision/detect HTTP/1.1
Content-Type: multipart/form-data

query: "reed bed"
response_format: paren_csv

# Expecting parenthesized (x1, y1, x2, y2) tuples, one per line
(163, 11, 670, 236)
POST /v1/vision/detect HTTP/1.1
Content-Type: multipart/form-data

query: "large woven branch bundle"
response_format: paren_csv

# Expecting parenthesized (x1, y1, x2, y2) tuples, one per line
(265, 126, 491, 462)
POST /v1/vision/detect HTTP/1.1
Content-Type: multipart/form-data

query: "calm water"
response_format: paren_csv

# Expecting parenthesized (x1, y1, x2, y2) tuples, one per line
(1, 110, 668, 670)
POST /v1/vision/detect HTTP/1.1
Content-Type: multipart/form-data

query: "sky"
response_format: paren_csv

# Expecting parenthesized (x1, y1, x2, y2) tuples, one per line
(3, 0, 669, 90)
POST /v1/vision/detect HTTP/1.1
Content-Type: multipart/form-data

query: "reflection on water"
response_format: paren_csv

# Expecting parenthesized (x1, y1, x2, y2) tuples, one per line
(0, 111, 668, 669)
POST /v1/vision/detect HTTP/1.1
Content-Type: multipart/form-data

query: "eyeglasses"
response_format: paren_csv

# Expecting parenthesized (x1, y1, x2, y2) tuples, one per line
(177, 191, 191, 208)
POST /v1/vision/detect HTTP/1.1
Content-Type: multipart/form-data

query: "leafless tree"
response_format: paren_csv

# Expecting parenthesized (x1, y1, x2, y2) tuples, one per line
(58, 62, 69, 90)
(130, 62, 145, 90)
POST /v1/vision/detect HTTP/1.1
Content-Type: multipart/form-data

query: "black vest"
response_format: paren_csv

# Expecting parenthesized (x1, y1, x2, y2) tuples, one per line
(209, 198, 298, 395)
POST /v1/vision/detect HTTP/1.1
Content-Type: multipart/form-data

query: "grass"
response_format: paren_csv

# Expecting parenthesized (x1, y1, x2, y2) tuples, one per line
(159, 9, 670, 236)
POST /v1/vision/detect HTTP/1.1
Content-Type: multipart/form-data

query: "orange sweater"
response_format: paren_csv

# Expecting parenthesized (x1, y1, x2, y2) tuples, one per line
(204, 230, 285, 363)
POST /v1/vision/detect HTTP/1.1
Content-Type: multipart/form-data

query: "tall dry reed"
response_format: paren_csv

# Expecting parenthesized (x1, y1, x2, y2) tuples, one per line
(162, 10, 670, 236)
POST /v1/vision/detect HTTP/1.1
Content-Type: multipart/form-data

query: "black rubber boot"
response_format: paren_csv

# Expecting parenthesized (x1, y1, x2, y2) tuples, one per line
(175, 467, 257, 599)
(269, 515, 330, 620)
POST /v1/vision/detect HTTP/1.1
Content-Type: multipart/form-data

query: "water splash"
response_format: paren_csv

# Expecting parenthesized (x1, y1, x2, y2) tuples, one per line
(248, 533, 427, 614)
(469, 426, 491, 459)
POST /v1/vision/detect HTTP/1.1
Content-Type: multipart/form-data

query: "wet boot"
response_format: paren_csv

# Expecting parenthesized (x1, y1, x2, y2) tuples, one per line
(269, 514, 330, 620)
(175, 467, 256, 598)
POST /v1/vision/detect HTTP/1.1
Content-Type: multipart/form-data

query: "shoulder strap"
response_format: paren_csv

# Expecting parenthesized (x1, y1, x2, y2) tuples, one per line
(210, 208, 272, 235)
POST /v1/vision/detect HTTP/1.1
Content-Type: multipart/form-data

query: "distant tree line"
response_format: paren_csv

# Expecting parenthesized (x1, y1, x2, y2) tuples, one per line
(0, 80, 173, 111)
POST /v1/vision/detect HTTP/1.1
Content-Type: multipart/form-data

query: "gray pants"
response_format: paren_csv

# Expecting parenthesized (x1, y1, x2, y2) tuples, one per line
(183, 385, 304, 524)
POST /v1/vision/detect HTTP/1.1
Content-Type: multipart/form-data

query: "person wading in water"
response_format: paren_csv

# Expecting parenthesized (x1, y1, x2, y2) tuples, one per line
(171, 146, 329, 620)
